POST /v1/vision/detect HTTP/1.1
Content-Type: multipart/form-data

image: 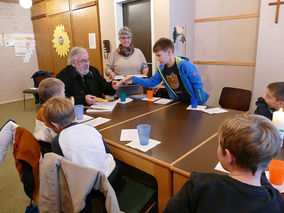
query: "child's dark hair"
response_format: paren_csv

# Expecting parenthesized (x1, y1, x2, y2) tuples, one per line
(267, 82, 284, 101)
(153, 38, 175, 53)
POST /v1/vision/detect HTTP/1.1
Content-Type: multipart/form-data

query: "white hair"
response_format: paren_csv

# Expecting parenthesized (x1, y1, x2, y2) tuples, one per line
(68, 47, 88, 65)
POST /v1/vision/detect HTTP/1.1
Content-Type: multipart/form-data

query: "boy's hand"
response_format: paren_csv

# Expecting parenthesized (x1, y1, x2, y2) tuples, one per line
(85, 94, 96, 105)
(112, 80, 121, 90)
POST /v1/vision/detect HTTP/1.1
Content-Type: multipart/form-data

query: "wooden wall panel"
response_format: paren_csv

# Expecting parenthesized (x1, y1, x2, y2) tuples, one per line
(46, 0, 70, 16)
(32, 0, 44, 3)
(32, 17, 54, 75)
(70, 0, 95, 10)
(71, 6, 103, 73)
(31, 1, 46, 19)
(48, 12, 73, 75)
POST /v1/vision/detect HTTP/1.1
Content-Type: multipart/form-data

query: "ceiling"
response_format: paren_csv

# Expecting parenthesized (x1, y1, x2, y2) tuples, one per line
(0, 0, 19, 3)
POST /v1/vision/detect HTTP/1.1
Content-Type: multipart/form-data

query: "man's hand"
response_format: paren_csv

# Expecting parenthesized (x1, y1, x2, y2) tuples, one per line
(85, 94, 96, 105)
(107, 70, 115, 80)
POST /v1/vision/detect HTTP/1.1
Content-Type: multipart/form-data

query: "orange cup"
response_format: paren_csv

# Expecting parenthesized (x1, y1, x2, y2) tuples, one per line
(147, 90, 153, 99)
(269, 159, 284, 185)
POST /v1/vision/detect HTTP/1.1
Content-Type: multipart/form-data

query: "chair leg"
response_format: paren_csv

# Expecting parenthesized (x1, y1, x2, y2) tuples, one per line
(23, 93, 26, 109)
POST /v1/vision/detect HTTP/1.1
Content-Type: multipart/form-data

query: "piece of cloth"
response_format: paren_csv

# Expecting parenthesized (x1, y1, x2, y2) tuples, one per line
(255, 97, 274, 120)
(51, 123, 116, 177)
(39, 153, 120, 213)
(13, 126, 41, 200)
(57, 65, 115, 105)
(132, 56, 209, 104)
(117, 43, 134, 57)
(0, 120, 18, 165)
(163, 62, 190, 103)
(34, 105, 57, 143)
(105, 48, 148, 76)
(163, 172, 284, 213)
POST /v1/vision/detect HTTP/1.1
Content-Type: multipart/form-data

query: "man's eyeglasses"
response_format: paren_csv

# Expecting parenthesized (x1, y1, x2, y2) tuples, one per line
(74, 58, 90, 64)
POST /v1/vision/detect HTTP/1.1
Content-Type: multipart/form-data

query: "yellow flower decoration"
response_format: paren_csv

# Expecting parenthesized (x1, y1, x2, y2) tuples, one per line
(52, 24, 70, 58)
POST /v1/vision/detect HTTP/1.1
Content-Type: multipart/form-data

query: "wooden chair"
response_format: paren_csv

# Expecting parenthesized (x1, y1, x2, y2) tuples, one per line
(23, 71, 50, 109)
(219, 87, 252, 112)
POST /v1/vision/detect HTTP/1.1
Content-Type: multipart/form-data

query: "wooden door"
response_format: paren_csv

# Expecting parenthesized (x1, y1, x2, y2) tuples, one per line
(32, 17, 54, 75)
(71, 5, 103, 73)
(48, 12, 73, 76)
(123, 0, 152, 75)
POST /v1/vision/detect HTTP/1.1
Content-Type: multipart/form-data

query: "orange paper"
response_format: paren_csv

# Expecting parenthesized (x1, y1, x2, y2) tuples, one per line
(269, 159, 284, 185)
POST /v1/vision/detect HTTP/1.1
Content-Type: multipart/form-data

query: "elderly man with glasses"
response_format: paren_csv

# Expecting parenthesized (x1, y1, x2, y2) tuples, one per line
(57, 47, 119, 105)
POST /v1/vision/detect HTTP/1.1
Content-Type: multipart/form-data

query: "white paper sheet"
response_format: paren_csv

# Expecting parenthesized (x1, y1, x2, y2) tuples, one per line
(154, 98, 172, 105)
(141, 97, 160, 102)
(89, 33, 96, 49)
(126, 139, 161, 152)
(117, 98, 133, 104)
(114, 74, 147, 80)
(0, 34, 3, 47)
(186, 105, 207, 111)
(90, 101, 117, 111)
(203, 108, 228, 114)
(120, 129, 139, 141)
(83, 117, 111, 127)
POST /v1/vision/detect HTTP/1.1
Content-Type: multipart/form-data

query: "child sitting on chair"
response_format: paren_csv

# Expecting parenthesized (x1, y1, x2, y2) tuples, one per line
(42, 97, 119, 187)
(163, 114, 284, 213)
(34, 78, 65, 155)
(255, 82, 284, 120)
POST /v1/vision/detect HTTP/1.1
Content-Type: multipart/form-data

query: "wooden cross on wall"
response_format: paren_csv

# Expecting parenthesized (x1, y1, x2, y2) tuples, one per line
(269, 0, 284, 23)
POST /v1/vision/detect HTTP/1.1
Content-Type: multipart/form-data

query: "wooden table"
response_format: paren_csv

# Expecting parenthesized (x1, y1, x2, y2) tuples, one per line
(98, 101, 241, 211)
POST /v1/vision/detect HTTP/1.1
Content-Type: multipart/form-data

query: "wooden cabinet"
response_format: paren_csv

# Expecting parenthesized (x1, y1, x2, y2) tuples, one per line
(71, 5, 102, 72)
(32, 17, 54, 75)
(46, 0, 70, 16)
(31, 0, 103, 76)
(48, 12, 73, 75)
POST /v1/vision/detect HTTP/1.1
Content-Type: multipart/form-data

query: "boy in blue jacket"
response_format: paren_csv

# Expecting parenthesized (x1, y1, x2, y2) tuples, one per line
(125, 38, 209, 104)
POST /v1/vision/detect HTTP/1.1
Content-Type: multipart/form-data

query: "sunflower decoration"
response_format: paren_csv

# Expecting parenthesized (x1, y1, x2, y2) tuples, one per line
(52, 24, 70, 58)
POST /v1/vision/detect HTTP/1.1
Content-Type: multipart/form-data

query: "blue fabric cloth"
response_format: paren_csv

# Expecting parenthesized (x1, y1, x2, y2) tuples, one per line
(132, 56, 209, 104)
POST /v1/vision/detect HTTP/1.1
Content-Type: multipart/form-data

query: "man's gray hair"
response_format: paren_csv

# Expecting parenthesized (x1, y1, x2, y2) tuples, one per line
(118, 26, 132, 38)
(68, 47, 88, 65)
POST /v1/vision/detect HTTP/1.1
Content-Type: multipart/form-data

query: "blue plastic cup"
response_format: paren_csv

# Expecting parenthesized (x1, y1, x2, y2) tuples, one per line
(74, 105, 84, 120)
(137, 124, 151, 146)
(190, 97, 198, 108)
(120, 92, 127, 102)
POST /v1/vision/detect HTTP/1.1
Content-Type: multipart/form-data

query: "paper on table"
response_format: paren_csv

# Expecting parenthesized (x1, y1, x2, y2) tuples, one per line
(142, 97, 160, 102)
(120, 129, 139, 141)
(114, 74, 147, 80)
(203, 107, 228, 114)
(154, 98, 172, 105)
(214, 162, 229, 173)
(126, 139, 161, 152)
(117, 98, 133, 104)
(83, 117, 111, 127)
(75, 114, 94, 123)
(90, 101, 117, 111)
(186, 105, 207, 111)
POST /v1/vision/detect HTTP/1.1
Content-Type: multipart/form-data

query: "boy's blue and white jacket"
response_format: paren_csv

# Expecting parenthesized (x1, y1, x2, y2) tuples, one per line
(132, 56, 209, 104)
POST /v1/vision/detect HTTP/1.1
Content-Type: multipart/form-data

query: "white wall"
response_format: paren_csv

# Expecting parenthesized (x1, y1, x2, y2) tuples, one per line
(0, 2, 38, 104)
(252, 0, 284, 111)
(194, 0, 260, 107)
(169, 0, 195, 60)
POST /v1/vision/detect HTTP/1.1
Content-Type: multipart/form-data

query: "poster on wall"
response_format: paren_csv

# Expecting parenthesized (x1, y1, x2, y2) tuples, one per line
(14, 34, 35, 63)
(4, 34, 15, 46)
(0, 34, 3, 47)
(89, 33, 96, 49)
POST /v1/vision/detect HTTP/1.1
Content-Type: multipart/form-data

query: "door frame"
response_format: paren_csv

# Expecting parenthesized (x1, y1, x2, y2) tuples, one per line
(114, 0, 155, 75)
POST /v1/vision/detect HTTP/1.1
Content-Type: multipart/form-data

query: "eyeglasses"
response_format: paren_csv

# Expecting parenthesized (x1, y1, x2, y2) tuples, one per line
(120, 36, 131, 40)
(74, 58, 90, 64)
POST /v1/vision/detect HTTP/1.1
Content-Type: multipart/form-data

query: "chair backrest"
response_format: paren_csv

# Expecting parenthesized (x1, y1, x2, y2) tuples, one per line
(219, 87, 252, 111)
(31, 71, 51, 87)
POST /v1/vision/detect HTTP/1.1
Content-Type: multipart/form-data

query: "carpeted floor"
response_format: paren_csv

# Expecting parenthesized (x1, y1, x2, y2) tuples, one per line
(0, 99, 40, 213)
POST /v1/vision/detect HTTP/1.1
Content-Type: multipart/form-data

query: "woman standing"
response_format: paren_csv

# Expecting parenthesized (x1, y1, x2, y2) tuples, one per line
(105, 27, 148, 80)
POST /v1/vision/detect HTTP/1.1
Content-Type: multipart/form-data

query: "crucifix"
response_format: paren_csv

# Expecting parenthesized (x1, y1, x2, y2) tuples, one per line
(269, 0, 284, 23)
